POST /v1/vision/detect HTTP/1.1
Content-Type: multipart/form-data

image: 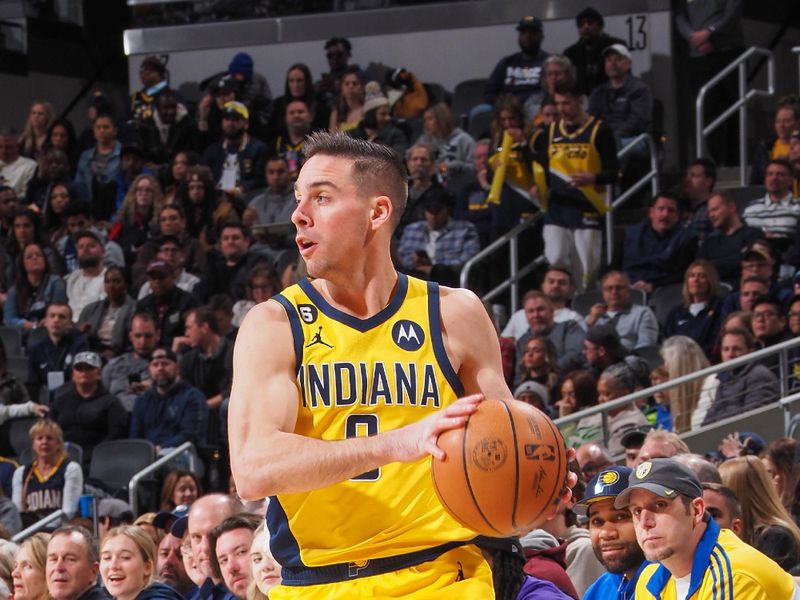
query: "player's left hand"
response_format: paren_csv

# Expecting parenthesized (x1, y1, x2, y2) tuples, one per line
(569, 172, 595, 186)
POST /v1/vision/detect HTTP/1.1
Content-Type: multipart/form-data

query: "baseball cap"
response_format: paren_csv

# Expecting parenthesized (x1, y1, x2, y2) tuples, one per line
(615, 458, 703, 508)
(574, 465, 632, 515)
(514, 380, 549, 406)
(150, 348, 178, 364)
(73, 352, 102, 370)
(516, 16, 543, 31)
(98, 498, 134, 520)
(153, 504, 190, 532)
(214, 76, 236, 96)
(620, 425, 654, 449)
(146, 259, 173, 276)
(171, 515, 189, 538)
(603, 43, 632, 60)
(790, 129, 800, 142)
(576, 7, 604, 26)
(743, 240, 773, 262)
(421, 188, 454, 212)
(140, 55, 166, 76)
(222, 100, 249, 121)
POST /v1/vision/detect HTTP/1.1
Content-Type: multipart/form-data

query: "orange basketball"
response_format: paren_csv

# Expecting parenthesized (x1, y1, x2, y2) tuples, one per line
(431, 398, 568, 537)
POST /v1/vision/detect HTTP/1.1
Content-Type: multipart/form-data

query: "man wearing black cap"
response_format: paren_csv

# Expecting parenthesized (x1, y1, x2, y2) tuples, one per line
(564, 7, 626, 95)
(618, 458, 799, 599)
(484, 16, 549, 107)
(139, 89, 200, 166)
(583, 324, 627, 378)
(575, 465, 648, 600)
(396, 188, 480, 287)
(131, 55, 169, 126)
(136, 259, 198, 348)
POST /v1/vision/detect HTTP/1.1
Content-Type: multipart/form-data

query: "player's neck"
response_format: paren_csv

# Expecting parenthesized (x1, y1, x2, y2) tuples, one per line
(314, 262, 399, 319)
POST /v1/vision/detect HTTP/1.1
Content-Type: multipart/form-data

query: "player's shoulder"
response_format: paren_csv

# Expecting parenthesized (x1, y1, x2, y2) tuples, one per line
(236, 296, 293, 339)
(438, 285, 484, 317)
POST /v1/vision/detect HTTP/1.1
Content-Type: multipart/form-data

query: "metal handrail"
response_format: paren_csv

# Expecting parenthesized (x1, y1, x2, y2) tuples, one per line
(12, 510, 66, 542)
(459, 215, 543, 314)
(555, 335, 800, 431)
(696, 47, 775, 186)
(128, 442, 195, 514)
(794, 47, 800, 94)
(604, 133, 659, 261)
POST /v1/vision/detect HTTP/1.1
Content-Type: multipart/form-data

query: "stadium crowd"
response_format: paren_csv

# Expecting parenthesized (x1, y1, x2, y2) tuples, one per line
(1, 0, 800, 598)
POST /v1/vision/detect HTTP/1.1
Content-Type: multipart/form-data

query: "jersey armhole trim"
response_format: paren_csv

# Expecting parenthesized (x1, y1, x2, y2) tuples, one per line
(273, 294, 304, 374)
(427, 282, 465, 397)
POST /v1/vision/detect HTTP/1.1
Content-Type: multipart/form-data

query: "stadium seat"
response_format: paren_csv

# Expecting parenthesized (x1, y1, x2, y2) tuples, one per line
(452, 78, 489, 126)
(572, 288, 647, 318)
(19, 442, 83, 466)
(25, 327, 47, 353)
(633, 344, 664, 371)
(468, 110, 493, 140)
(648, 283, 684, 328)
(423, 82, 450, 108)
(6, 356, 28, 384)
(0, 327, 23, 357)
(7, 417, 37, 457)
(89, 439, 156, 493)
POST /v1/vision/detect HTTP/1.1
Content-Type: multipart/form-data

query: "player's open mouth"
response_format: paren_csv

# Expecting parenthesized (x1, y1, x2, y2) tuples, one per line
(296, 237, 317, 254)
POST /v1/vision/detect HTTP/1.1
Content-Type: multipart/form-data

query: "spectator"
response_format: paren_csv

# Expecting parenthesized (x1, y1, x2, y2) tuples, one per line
(517, 526, 578, 599)
(751, 98, 800, 185)
(702, 327, 778, 426)
(416, 103, 475, 184)
(349, 83, 408, 157)
(175, 166, 236, 250)
(41, 181, 74, 247)
(196, 223, 252, 302)
(6, 207, 63, 277)
(503, 267, 585, 341)
(660, 335, 712, 432)
(64, 231, 107, 322)
(697, 190, 764, 287)
(588, 44, 653, 143)
(516, 291, 585, 377)
(513, 380, 550, 413)
(720, 274, 769, 324)
(752, 294, 791, 358)
(396, 190, 480, 287)
(209, 515, 259, 600)
(77, 266, 135, 357)
(535, 80, 618, 291)
(162, 151, 199, 206)
(720, 456, 800, 571)
(10, 532, 50, 600)
(73, 114, 120, 207)
(130, 347, 208, 454)
(27, 302, 88, 391)
(267, 63, 329, 140)
(138, 89, 199, 167)
(681, 158, 717, 240)
(400, 143, 445, 232)
(316, 37, 368, 96)
(208, 295, 236, 342)
(135, 260, 198, 348)
(791, 128, 800, 195)
(137, 236, 200, 300)
(45, 119, 79, 175)
(635, 430, 690, 465)
(701, 482, 742, 535)
(0, 186, 18, 243)
(664, 260, 724, 358)
(202, 101, 266, 196)
(454, 140, 492, 244)
(12, 420, 81, 528)
(760, 438, 800, 522)
(529, 55, 576, 125)
(617, 458, 797, 599)
(231, 267, 280, 328)
(4, 242, 67, 332)
(573, 363, 648, 454)
(554, 370, 598, 441)
(244, 157, 294, 229)
(582, 324, 628, 378)
(131, 205, 206, 291)
(177, 307, 233, 412)
(585, 270, 659, 351)
(742, 158, 799, 258)
(46, 525, 110, 600)
(95, 499, 135, 541)
(197, 78, 236, 147)
(108, 174, 165, 267)
(224, 52, 272, 120)
(575, 465, 647, 600)
(674, 454, 722, 484)
(49, 351, 128, 462)
(0, 339, 32, 414)
(273, 99, 312, 177)
(247, 524, 281, 600)
(564, 7, 626, 95)
(575, 442, 613, 484)
(159, 470, 200, 512)
(130, 56, 169, 126)
(0, 129, 37, 200)
(329, 68, 365, 133)
(100, 525, 184, 600)
(621, 192, 698, 293)
(19, 101, 55, 159)
(156, 529, 195, 598)
(102, 312, 159, 412)
(27, 149, 73, 212)
(619, 425, 652, 468)
(484, 16, 548, 109)
(56, 201, 123, 275)
(112, 144, 157, 224)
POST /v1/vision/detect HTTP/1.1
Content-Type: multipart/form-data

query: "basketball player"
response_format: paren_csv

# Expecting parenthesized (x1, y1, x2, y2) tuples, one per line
(229, 132, 575, 598)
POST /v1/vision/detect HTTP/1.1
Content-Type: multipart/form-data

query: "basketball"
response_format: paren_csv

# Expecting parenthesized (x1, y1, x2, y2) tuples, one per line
(431, 398, 569, 537)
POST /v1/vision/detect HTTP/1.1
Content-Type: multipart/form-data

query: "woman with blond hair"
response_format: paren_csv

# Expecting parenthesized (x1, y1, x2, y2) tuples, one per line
(760, 438, 800, 522)
(100, 525, 183, 600)
(247, 523, 281, 600)
(108, 174, 165, 267)
(12, 419, 82, 528)
(19, 101, 55, 158)
(11, 532, 49, 600)
(660, 335, 713, 432)
(720, 455, 800, 571)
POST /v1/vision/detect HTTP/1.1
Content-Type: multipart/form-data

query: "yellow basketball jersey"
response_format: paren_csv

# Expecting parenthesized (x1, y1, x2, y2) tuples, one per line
(267, 273, 478, 569)
(547, 117, 607, 214)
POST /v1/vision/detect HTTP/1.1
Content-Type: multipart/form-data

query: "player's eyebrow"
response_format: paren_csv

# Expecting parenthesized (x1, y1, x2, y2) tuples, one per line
(294, 180, 342, 194)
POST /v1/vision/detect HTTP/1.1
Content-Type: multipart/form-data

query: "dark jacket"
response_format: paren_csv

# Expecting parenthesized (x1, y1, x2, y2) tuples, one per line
(131, 231, 207, 292)
(78, 296, 137, 355)
(664, 297, 723, 359)
(564, 32, 627, 95)
(588, 75, 653, 139)
(138, 114, 200, 166)
(754, 524, 800, 572)
(702, 361, 779, 426)
(50, 382, 128, 463)
(202, 136, 267, 192)
(621, 222, 698, 287)
(523, 539, 579, 599)
(136, 287, 198, 347)
(186, 578, 235, 600)
(195, 251, 254, 302)
(484, 49, 549, 105)
(130, 379, 209, 448)
(697, 224, 764, 287)
(0, 372, 29, 407)
(517, 322, 585, 380)
(76, 585, 111, 600)
(179, 337, 233, 400)
(27, 330, 89, 387)
(135, 582, 187, 600)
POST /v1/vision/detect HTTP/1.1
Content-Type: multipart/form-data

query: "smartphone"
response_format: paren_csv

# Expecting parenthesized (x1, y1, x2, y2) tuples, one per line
(128, 373, 141, 384)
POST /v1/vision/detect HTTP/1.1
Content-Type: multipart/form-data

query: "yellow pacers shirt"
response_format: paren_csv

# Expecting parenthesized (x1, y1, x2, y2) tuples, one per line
(267, 273, 478, 569)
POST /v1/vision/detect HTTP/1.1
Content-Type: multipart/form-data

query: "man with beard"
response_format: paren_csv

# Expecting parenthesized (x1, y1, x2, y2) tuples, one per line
(564, 7, 626, 95)
(139, 89, 200, 166)
(64, 231, 107, 322)
(397, 144, 446, 235)
(136, 260, 198, 348)
(273, 99, 313, 177)
(618, 458, 798, 600)
(130, 347, 208, 455)
(576, 465, 648, 600)
(484, 16, 549, 108)
(202, 101, 266, 196)
(102, 312, 160, 412)
(196, 224, 252, 302)
(244, 156, 294, 228)
(157, 530, 197, 598)
(25, 148, 73, 209)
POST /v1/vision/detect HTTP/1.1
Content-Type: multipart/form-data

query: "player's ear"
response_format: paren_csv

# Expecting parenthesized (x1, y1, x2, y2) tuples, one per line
(370, 195, 392, 228)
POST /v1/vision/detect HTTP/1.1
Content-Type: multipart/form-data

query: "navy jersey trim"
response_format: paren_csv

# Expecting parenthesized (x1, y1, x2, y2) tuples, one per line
(297, 274, 409, 333)
(273, 294, 304, 374)
(266, 496, 305, 568)
(426, 282, 464, 397)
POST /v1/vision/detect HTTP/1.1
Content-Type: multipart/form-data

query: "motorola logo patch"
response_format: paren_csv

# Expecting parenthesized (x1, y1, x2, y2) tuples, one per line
(392, 320, 425, 351)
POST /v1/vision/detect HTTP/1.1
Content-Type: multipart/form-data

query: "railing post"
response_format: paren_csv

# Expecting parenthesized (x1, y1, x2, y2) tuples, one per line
(605, 187, 614, 265)
(780, 349, 789, 399)
(509, 235, 519, 314)
(738, 62, 747, 186)
(696, 86, 705, 159)
(601, 411, 610, 448)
